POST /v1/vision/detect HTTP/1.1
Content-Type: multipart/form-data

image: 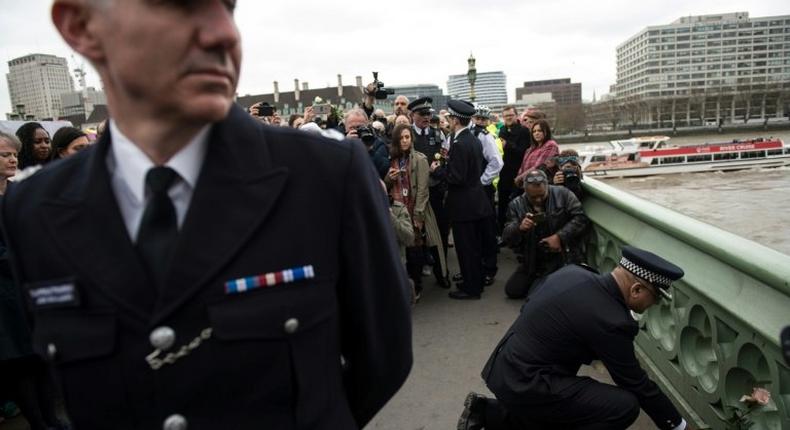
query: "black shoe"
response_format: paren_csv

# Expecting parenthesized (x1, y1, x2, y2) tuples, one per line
(436, 277, 451, 289)
(484, 275, 495, 286)
(452, 273, 464, 282)
(448, 289, 481, 300)
(457, 391, 487, 430)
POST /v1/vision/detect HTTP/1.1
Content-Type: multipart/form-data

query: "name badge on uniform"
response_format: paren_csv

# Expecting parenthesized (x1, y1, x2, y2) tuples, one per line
(224, 265, 315, 295)
(27, 278, 80, 309)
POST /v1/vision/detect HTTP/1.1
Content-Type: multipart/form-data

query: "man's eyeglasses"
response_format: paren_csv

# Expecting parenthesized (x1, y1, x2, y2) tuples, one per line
(524, 176, 547, 184)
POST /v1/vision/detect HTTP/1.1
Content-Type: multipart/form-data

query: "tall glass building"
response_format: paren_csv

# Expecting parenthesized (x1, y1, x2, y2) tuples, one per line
(447, 71, 507, 107)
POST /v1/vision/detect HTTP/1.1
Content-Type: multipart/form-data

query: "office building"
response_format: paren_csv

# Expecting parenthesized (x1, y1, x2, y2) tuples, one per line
(6, 54, 75, 120)
(613, 12, 790, 126)
(447, 71, 507, 107)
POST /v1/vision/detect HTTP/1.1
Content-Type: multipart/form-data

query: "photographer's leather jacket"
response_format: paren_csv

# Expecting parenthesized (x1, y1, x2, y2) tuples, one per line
(503, 185, 589, 269)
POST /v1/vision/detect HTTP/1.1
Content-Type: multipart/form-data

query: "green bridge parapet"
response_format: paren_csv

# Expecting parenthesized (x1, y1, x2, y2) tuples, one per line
(581, 177, 790, 429)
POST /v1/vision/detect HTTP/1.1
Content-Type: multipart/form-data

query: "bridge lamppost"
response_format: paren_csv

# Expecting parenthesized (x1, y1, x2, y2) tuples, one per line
(467, 53, 477, 103)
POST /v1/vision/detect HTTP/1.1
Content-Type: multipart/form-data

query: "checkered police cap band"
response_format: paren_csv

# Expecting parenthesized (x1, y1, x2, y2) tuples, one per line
(619, 256, 673, 289)
(448, 108, 472, 119)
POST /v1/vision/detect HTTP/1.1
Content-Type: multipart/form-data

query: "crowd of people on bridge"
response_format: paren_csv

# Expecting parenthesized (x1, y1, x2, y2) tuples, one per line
(0, 1, 697, 429)
(249, 89, 592, 303)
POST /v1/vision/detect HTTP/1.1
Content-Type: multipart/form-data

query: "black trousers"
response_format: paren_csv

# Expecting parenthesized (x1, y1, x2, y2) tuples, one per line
(484, 377, 641, 430)
(452, 218, 487, 296)
(482, 185, 498, 278)
(497, 175, 516, 234)
(428, 185, 449, 258)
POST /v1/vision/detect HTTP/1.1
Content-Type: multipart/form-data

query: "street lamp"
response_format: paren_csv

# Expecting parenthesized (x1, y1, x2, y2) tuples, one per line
(467, 53, 477, 103)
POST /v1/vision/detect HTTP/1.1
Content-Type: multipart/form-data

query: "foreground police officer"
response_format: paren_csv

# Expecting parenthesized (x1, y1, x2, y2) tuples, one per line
(458, 246, 692, 430)
(0, 1, 412, 429)
(443, 100, 492, 300)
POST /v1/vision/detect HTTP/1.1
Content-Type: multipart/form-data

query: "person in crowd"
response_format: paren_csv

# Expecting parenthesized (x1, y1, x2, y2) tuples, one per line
(287, 114, 304, 128)
(386, 124, 446, 301)
(497, 106, 531, 238)
(441, 100, 493, 300)
(384, 179, 416, 305)
(439, 114, 451, 136)
(552, 149, 585, 201)
(0, 132, 66, 430)
(501, 170, 588, 299)
(15, 122, 51, 170)
(361, 86, 409, 119)
(395, 114, 411, 128)
(463, 105, 503, 287)
(50, 126, 90, 161)
(0, 132, 20, 194)
(2, 1, 413, 429)
(515, 119, 559, 185)
(519, 106, 544, 127)
(345, 108, 389, 179)
(408, 97, 450, 288)
(459, 247, 692, 430)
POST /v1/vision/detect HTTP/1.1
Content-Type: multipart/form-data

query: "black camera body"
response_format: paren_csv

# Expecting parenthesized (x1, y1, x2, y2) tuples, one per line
(257, 102, 274, 117)
(371, 71, 395, 100)
(562, 168, 581, 187)
(356, 125, 376, 145)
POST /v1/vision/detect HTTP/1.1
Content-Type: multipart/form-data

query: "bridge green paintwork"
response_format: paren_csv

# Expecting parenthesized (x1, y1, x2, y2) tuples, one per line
(582, 177, 790, 429)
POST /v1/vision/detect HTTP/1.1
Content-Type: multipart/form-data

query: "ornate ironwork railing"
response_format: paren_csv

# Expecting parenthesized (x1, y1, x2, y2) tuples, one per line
(582, 177, 790, 429)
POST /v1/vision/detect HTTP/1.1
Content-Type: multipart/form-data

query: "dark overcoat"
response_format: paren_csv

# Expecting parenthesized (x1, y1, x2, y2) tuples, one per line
(0, 105, 413, 429)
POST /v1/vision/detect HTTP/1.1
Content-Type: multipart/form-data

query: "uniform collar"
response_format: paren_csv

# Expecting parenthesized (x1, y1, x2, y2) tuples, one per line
(108, 120, 210, 203)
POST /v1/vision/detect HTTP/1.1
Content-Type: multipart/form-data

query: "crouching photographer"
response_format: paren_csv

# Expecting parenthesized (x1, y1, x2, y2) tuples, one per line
(344, 108, 389, 179)
(502, 170, 589, 299)
(552, 149, 584, 201)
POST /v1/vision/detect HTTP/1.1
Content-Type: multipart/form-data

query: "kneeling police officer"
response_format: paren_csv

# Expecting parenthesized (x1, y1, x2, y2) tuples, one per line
(459, 246, 694, 430)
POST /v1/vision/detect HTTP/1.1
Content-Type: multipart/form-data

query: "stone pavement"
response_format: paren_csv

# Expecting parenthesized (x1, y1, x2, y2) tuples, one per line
(365, 247, 657, 429)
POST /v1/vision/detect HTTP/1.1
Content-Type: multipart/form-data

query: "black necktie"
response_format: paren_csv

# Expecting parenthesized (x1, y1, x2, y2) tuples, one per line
(137, 166, 179, 290)
(421, 128, 427, 137)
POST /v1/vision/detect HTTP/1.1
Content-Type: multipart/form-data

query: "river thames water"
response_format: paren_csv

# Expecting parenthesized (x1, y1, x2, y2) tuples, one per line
(573, 130, 790, 256)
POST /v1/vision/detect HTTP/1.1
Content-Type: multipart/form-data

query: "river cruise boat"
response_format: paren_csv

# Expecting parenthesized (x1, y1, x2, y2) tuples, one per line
(579, 136, 790, 178)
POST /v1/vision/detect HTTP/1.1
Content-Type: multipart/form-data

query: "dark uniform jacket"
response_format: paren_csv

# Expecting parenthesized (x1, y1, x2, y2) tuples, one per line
(482, 265, 682, 429)
(0, 105, 413, 429)
(412, 126, 445, 188)
(444, 128, 492, 223)
(503, 185, 589, 269)
(497, 123, 531, 184)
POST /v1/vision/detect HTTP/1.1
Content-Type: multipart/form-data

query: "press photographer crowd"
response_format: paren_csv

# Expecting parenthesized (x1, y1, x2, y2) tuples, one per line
(246, 77, 589, 303)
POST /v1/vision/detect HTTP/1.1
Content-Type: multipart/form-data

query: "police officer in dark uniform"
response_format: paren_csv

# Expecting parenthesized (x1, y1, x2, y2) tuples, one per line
(443, 100, 493, 300)
(457, 246, 691, 429)
(409, 97, 450, 287)
(0, 2, 413, 429)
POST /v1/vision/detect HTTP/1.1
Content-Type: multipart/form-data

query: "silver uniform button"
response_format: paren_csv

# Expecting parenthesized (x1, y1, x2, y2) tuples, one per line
(163, 414, 187, 430)
(284, 318, 299, 334)
(47, 343, 57, 359)
(150, 326, 176, 350)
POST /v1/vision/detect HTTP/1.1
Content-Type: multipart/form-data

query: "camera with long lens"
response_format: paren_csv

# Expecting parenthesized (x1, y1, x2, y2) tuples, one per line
(370, 71, 395, 100)
(356, 125, 376, 145)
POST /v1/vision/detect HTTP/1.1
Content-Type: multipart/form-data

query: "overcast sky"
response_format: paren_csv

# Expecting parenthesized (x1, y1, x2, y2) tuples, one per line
(0, 0, 788, 115)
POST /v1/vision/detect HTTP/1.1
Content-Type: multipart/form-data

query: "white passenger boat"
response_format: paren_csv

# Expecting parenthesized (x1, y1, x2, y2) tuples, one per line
(579, 136, 790, 178)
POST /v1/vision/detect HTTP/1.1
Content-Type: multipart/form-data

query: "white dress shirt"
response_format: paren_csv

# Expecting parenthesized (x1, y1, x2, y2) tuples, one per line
(106, 121, 210, 241)
(469, 125, 504, 185)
